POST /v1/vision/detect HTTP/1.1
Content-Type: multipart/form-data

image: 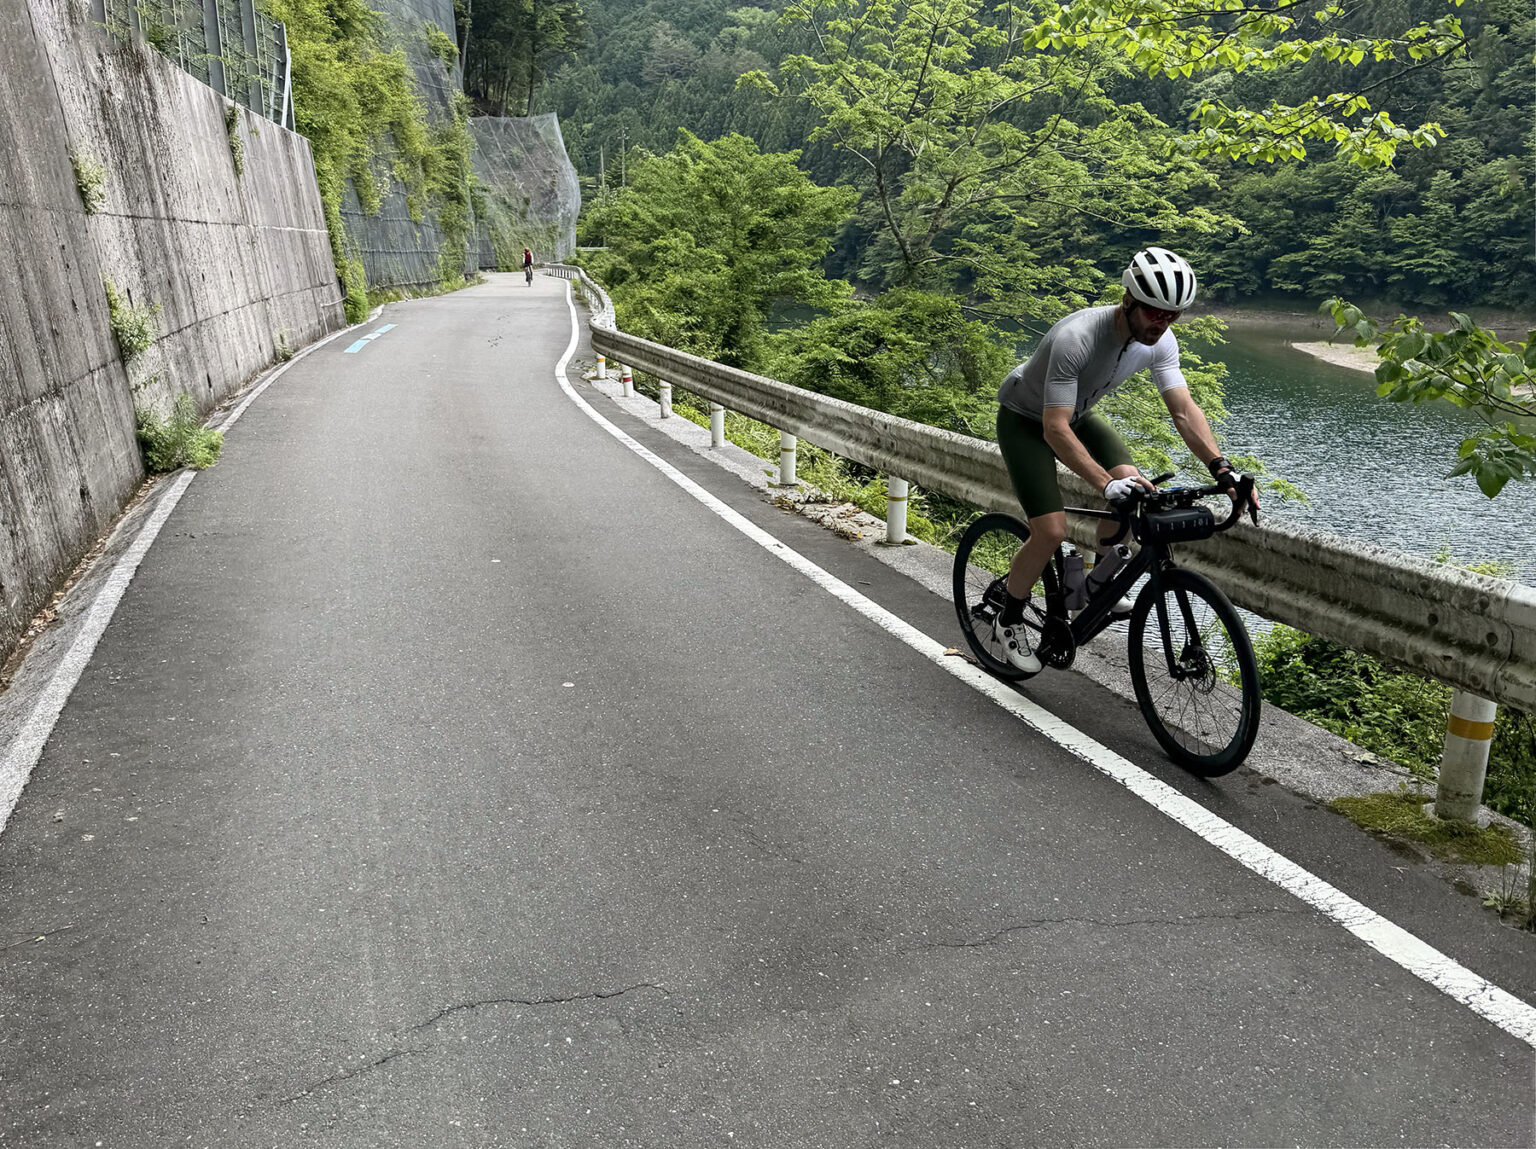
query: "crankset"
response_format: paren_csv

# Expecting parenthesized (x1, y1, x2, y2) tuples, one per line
(1037, 615, 1077, 670)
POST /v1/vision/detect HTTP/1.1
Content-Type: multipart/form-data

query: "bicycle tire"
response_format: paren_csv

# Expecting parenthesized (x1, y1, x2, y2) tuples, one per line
(1127, 568, 1260, 775)
(952, 513, 1057, 680)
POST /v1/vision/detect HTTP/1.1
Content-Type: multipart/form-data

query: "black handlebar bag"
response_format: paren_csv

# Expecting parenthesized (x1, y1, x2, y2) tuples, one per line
(1136, 505, 1216, 545)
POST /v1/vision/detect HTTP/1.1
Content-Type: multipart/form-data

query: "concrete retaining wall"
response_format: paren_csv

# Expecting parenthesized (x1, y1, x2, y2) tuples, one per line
(0, 0, 343, 660)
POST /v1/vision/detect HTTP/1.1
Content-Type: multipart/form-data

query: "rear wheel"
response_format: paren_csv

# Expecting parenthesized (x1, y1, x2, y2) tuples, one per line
(952, 514, 1057, 680)
(1127, 568, 1260, 775)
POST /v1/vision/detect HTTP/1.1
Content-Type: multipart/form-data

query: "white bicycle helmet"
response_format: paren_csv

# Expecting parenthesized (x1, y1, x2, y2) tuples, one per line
(1122, 247, 1198, 310)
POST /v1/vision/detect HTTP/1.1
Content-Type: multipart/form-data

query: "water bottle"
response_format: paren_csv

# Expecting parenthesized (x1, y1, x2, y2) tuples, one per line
(1061, 546, 1088, 611)
(1086, 543, 1132, 600)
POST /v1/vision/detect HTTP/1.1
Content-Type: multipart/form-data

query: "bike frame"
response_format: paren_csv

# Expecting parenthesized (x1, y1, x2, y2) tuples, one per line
(1048, 505, 1164, 649)
(1048, 474, 1256, 673)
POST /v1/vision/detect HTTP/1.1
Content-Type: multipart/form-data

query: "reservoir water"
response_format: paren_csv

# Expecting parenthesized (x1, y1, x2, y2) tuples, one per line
(1205, 317, 1533, 585)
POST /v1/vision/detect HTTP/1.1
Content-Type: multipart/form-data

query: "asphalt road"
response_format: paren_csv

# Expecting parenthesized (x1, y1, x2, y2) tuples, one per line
(0, 273, 1532, 1147)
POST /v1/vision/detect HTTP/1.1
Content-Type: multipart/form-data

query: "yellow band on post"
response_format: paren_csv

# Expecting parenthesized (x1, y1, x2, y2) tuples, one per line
(1447, 714, 1496, 741)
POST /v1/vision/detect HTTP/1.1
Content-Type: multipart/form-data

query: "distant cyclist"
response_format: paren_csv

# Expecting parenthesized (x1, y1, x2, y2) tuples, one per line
(991, 247, 1259, 673)
(522, 247, 534, 284)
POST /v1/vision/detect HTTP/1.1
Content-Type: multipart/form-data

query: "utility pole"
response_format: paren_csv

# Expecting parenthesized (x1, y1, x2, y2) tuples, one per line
(618, 126, 627, 189)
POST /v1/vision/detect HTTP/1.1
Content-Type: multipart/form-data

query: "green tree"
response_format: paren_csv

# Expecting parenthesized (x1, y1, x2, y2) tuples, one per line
(1026, 0, 1467, 167)
(642, 22, 703, 83)
(742, 0, 1483, 320)
(584, 131, 857, 369)
(767, 288, 1014, 434)
(1326, 301, 1536, 497)
(467, 0, 588, 115)
(745, 0, 1231, 323)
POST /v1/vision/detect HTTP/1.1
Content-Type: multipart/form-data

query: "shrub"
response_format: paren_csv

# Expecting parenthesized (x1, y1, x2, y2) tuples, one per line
(425, 23, 458, 68)
(264, 0, 477, 313)
(103, 279, 161, 362)
(136, 394, 223, 472)
(72, 154, 108, 213)
(224, 103, 245, 176)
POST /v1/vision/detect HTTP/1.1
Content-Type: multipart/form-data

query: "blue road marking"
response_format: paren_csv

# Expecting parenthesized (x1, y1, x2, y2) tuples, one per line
(343, 324, 399, 354)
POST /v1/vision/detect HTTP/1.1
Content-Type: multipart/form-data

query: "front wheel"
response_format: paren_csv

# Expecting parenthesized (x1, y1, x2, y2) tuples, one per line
(952, 513, 1058, 680)
(1127, 568, 1260, 776)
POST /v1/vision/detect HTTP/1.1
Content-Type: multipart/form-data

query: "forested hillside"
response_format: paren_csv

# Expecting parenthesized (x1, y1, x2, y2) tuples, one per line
(522, 0, 1535, 506)
(538, 0, 1533, 310)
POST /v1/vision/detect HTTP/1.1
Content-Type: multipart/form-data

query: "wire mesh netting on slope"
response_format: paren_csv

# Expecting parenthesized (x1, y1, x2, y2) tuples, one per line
(471, 114, 580, 270)
(335, 0, 474, 290)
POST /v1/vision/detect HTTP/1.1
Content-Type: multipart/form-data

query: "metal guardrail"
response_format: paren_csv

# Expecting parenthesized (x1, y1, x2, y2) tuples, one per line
(560, 267, 1535, 718)
(555, 264, 615, 330)
(94, 0, 294, 129)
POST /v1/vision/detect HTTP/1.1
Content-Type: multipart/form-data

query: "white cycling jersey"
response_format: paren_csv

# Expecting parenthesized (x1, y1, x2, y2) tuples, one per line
(997, 305, 1187, 422)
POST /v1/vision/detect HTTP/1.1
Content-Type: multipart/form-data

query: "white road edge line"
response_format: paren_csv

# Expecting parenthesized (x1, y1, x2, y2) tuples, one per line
(0, 316, 361, 839)
(555, 281, 1536, 1050)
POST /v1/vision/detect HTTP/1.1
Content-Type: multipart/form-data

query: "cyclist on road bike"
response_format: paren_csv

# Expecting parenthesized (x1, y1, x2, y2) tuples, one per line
(992, 247, 1259, 674)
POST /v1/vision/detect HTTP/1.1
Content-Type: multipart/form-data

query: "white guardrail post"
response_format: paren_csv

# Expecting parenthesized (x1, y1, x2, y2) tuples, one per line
(885, 478, 910, 545)
(1433, 691, 1500, 822)
(778, 432, 797, 486)
(709, 403, 725, 448)
(659, 380, 673, 419)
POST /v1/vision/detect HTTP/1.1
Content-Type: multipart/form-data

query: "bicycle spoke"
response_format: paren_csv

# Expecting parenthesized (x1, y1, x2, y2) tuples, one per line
(952, 514, 1056, 681)
(1130, 571, 1259, 774)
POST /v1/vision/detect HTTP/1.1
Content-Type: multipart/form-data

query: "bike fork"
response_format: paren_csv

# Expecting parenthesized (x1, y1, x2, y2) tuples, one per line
(1155, 583, 1203, 678)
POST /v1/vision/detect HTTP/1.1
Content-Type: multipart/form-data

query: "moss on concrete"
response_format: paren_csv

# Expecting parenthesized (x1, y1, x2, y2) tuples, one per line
(1330, 790, 1524, 866)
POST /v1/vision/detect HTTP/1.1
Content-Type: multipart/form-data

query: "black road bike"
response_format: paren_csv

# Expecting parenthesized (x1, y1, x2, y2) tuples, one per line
(952, 474, 1261, 775)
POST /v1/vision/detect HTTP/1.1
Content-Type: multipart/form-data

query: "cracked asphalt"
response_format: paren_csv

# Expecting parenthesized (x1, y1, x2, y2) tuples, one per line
(0, 273, 1532, 1147)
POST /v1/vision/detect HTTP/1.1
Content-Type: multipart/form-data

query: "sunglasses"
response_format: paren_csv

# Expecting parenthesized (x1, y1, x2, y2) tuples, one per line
(1138, 304, 1182, 322)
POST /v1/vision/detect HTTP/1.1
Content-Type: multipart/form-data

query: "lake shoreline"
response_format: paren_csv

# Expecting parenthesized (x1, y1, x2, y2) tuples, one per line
(1196, 302, 1536, 337)
(1289, 341, 1377, 375)
(1287, 339, 1535, 396)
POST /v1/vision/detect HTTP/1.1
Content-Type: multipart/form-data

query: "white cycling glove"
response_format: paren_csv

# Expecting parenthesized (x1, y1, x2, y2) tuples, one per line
(1103, 476, 1145, 503)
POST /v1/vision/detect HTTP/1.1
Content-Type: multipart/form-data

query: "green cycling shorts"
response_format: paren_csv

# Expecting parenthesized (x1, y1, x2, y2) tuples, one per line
(996, 407, 1133, 519)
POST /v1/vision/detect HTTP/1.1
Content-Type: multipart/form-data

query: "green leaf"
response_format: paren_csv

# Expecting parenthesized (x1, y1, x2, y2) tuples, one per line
(1476, 468, 1510, 498)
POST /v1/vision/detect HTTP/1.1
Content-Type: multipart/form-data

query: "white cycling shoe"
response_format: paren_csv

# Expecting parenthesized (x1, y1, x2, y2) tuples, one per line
(1109, 595, 1135, 617)
(992, 617, 1043, 673)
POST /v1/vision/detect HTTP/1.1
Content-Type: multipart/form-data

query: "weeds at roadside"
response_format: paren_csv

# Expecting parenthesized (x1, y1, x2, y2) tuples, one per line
(135, 394, 223, 472)
(1483, 837, 1536, 931)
